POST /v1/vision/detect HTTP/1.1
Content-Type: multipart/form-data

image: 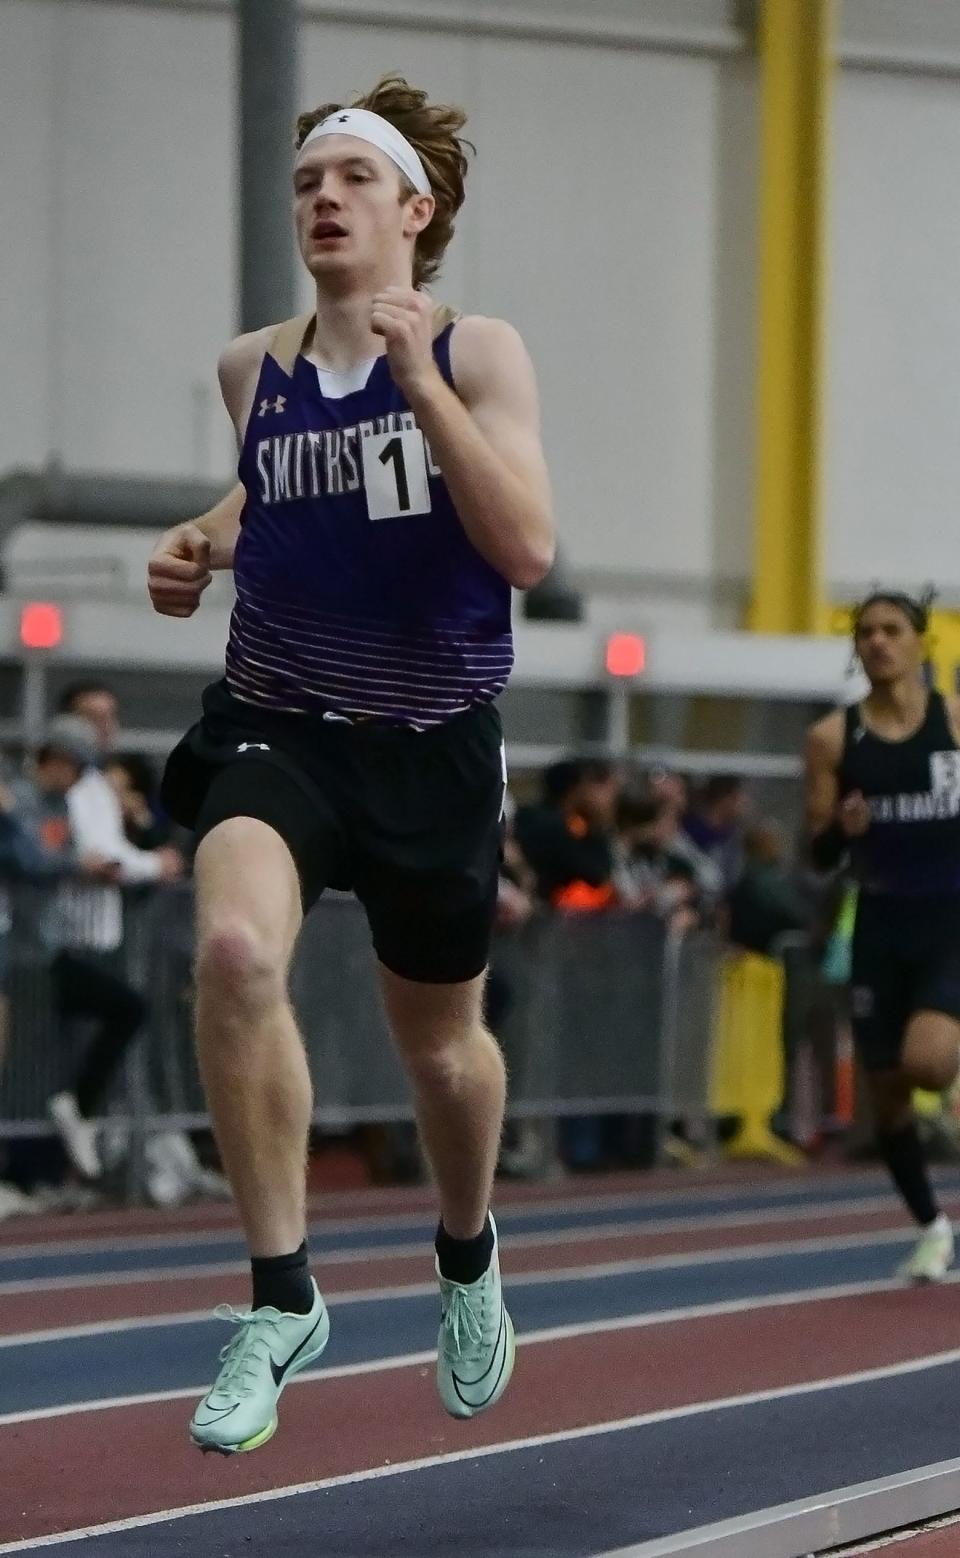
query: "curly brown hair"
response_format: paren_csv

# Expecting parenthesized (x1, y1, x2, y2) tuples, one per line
(295, 75, 473, 289)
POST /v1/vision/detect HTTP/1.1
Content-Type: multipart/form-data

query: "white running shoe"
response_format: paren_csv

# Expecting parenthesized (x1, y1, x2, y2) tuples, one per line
(436, 1214, 515, 1419)
(190, 1278, 330, 1454)
(47, 1092, 102, 1180)
(0, 1182, 40, 1220)
(900, 1214, 955, 1284)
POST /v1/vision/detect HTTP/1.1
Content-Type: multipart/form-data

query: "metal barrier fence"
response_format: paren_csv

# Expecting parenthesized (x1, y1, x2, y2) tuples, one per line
(0, 882, 734, 1139)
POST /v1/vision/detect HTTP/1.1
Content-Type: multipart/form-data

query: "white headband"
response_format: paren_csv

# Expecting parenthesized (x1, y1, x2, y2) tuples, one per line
(299, 108, 431, 196)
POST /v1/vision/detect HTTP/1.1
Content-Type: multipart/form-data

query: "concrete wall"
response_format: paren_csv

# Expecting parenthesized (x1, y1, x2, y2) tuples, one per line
(2, 0, 960, 629)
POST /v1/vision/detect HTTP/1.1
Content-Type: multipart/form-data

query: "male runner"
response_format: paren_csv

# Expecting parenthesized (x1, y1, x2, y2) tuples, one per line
(149, 76, 554, 1452)
(806, 592, 960, 1282)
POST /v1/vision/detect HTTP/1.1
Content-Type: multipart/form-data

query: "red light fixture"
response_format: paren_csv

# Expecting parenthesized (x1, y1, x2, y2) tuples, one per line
(605, 632, 645, 677)
(20, 603, 63, 651)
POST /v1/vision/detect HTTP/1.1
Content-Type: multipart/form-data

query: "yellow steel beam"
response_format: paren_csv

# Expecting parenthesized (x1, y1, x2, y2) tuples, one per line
(748, 0, 836, 634)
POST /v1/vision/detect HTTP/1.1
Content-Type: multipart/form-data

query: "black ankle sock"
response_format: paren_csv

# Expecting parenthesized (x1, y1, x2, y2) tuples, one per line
(435, 1214, 494, 1285)
(878, 1124, 939, 1227)
(250, 1241, 314, 1313)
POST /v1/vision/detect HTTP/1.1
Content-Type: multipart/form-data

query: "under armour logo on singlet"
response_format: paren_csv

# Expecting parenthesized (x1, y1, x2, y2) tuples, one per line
(258, 396, 286, 417)
(237, 742, 270, 753)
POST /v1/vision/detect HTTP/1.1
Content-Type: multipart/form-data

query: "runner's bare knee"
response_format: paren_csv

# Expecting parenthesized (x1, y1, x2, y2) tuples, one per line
(194, 818, 302, 1014)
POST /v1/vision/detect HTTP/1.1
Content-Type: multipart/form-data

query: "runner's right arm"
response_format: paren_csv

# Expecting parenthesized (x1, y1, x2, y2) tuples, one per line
(147, 329, 273, 618)
(146, 485, 242, 618)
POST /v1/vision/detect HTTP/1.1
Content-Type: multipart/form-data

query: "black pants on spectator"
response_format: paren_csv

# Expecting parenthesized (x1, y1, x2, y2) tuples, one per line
(52, 951, 147, 1118)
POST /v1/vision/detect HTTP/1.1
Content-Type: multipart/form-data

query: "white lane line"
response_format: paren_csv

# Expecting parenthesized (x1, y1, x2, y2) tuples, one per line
(0, 1167, 944, 1262)
(0, 1269, 953, 1429)
(0, 1223, 936, 1349)
(3, 1342, 960, 1552)
(0, 1191, 947, 1297)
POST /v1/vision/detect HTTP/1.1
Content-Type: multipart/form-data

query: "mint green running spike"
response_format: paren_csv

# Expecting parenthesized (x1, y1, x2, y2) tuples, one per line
(190, 1278, 329, 1454)
(436, 1214, 516, 1419)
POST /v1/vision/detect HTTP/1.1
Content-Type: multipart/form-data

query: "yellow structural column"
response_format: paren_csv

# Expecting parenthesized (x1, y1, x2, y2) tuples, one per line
(748, 0, 836, 635)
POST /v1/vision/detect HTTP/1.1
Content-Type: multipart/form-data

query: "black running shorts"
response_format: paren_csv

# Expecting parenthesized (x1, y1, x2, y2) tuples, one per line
(161, 680, 505, 984)
(850, 892, 960, 1072)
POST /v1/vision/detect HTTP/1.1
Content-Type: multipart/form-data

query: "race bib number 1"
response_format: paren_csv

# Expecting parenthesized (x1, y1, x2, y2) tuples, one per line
(362, 428, 432, 521)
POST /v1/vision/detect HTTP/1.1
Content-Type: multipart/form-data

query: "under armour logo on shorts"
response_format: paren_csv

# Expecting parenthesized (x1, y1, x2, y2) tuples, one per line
(257, 396, 286, 416)
(237, 742, 270, 753)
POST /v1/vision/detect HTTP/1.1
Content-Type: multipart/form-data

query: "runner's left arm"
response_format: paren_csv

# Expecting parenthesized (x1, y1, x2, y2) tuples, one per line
(372, 292, 555, 589)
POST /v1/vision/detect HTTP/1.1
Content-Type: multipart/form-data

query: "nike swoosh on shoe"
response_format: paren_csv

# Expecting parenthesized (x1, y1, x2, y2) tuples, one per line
(451, 1307, 507, 1410)
(193, 1403, 240, 1426)
(269, 1309, 326, 1387)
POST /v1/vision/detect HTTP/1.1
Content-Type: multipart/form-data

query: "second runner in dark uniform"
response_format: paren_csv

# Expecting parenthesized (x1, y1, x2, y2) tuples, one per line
(806, 592, 960, 1282)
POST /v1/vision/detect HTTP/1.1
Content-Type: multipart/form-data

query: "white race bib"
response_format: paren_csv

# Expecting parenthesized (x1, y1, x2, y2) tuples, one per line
(361, 427, 431, 521)
(931, 750, 960, 802)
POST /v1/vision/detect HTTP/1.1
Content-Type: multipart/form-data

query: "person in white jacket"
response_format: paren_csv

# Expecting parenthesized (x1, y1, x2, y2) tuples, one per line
(57, 684, 181, 955)
(39, 689, 180, 1179)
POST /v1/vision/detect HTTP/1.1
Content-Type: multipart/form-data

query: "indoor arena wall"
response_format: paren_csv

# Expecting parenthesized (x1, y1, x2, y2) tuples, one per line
(2, 0, 960, 617)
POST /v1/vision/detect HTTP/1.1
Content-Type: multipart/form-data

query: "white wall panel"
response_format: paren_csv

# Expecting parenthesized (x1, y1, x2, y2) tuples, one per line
(52, 2, 237, 478)
(0, 2, 239, 480)
(0, 2, 56, 471)
(827, 69, 960, 595)
(841, 0, 960, 62)
(465, 40, 748, 580)
(1, 0, 755, 616)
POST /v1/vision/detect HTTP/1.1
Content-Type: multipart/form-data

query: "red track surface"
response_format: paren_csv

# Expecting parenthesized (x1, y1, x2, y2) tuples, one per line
(0, 1160, 878, 1249)
(2, 1202, 947, 1336)
(887, 1526, 960, 1554)
(3, 1167, 959, 1554)
(5, 1288, 960, 1546)
(842, 1515, 960, 1554)
(0, 1168, 750, 1247)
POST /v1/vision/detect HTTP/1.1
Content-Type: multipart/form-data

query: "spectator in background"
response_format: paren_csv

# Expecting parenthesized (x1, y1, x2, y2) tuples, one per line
(514, 757, 620, 907)
(646, 768, 724, 911)
(57, 682, 182, 897)
(611, 786, 700, 933)
(609, 783, 706, 1168)
(58, 681, 120, 754)
(728, 819, 812, 956)
(490, 802, 541, 1178)
(0, 717, 149, 1180)
(515, 761, 621, 1173)
(683, 774, 749, 894)
(105, 753, 173, 851)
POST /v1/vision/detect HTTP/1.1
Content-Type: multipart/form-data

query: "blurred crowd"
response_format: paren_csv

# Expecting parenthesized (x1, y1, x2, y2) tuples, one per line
(0, 681, 203, 1216)
(0, 685, 821, 1214)
(505, 758, 810, 954)
(486, 757, 817, 1176)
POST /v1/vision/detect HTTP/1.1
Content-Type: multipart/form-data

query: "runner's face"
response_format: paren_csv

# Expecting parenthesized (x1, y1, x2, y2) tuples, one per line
(855, 604, 923, 686)
(293, 136, 424, 283)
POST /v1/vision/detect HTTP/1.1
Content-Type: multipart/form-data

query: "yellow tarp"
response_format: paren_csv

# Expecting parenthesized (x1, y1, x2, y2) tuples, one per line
(710, 950, 804, 1165)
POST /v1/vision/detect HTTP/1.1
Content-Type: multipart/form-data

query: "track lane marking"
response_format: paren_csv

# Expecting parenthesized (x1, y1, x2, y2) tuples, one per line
(4, 1344, 960, 1553)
